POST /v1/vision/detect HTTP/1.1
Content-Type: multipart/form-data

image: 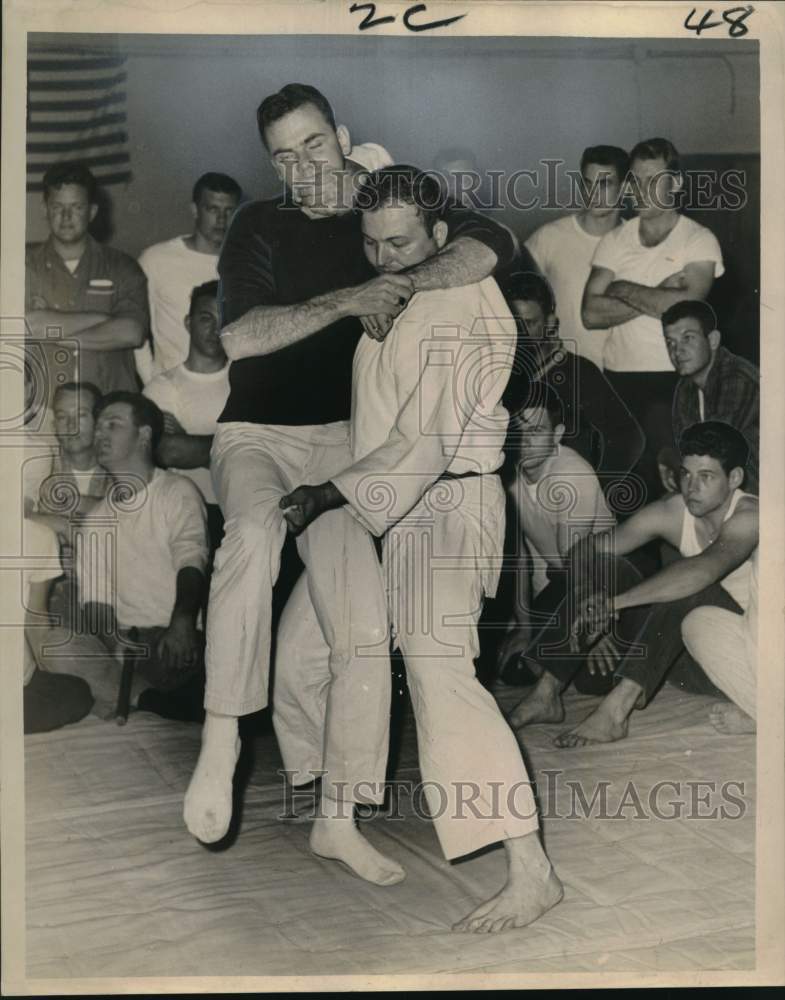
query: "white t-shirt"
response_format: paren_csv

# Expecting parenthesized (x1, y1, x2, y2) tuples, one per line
(143, 363, 230, 505)
(333, 277, 516, 537)
(592, 215, 724, 373)
(76, 468, 208, 629)
(515, 445, 615, 597)
(134, 236, 220, 384)
(525, 213, 609, 369)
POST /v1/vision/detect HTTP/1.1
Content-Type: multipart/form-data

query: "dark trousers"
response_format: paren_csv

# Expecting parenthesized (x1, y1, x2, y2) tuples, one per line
(605, 370, 679, 510)
(541, 556, 736, 704)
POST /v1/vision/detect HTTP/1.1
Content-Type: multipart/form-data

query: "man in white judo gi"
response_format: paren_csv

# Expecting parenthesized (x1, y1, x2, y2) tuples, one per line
(277, 166, 563, 933)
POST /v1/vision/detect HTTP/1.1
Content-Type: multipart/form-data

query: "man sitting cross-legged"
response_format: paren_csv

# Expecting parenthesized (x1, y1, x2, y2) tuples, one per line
(511, 420, 758, 747)
(276, 166, 563, 934)
(500, 380, 617, 703)
(39, 392, 209, 719)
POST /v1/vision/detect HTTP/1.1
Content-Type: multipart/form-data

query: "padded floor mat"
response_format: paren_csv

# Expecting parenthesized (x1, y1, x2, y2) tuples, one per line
(25, 683, 755, 979)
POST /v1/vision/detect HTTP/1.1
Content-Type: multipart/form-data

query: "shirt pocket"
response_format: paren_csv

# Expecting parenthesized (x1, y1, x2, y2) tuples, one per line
(85, 278, 115, 312)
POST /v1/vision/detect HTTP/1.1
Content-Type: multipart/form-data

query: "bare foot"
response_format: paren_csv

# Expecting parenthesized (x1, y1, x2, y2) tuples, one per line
(709, 702, 756, 735)
(453, 832, 563, 933)
(508, 674, 565, 729)
(183, 713, 240, 843)
(553, 678, 640, 748)
(310, 816, 406, 886)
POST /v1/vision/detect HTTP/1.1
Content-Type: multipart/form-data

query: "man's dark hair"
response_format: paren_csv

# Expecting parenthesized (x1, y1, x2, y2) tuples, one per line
(629, 137, 680, 174)
(257, 83, 336, 146)
(580, 144, 630, 183)
(508, 379, 564, 429)
(498, 271, 556, 317)
(189, 279, 219, 316)
(661, 299, 718, 338)
(192, 172, 242, 205)
(355, 165, 446, 235)
(679, 420, 749, 476)
(95, 391, 165, 452)
(52, 380, 102, 411)
(42, 161, 98, 203)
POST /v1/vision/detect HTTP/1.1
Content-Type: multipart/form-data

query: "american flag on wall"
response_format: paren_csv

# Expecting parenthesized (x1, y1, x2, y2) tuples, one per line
(26, 50, 132, 192)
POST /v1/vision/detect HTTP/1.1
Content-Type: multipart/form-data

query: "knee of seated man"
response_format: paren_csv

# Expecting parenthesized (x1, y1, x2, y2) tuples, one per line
(681, 606, 715, 650)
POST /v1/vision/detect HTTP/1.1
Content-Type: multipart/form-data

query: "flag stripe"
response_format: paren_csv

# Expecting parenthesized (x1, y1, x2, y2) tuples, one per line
(27, 112, 127, 133)
(27, 131, 128, 154)
(28, 92, 126, 113)
(28, 72, 127, 93)
(28, 151, 131, 173)
(28, 56, 126, 72)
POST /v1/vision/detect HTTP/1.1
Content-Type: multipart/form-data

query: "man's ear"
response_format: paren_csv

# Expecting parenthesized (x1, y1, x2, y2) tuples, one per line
(336, 124, 352, 158)
(184, 314, 192, 336)
(433, 219, 449, 250)
(189, 201, 198, 223)
(728, 466, 744, 491)
(708, 329, 721, 352)
(89, 203, 99, 224)
(553, 422, 566, 447)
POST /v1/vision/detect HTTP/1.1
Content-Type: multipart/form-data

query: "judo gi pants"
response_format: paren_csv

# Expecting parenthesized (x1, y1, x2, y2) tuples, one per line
(274, 474, 540, 861)
(206, 421, 390, 805)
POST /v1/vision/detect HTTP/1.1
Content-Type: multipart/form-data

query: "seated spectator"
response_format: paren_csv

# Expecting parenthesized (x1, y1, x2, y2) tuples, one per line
(43, 381, 107, 510)
(25, 162, 148, 395)
(509, 421, 758, 746)
(39, 392, 208, 721)
(663, 299, 759, 494)
(500, 271, 644, 495)
(21, 356, 93, 732)
(134, 172, 242, 384)
(497, 381, 616, 680)
(525, 144, 629, 370)
(143, 281, 229, 554)
(681, 545, 757, 734)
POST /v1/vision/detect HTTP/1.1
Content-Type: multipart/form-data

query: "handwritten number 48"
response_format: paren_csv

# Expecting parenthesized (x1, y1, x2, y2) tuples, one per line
(684, 6, 754, 37)
(350, 2, 466, 33)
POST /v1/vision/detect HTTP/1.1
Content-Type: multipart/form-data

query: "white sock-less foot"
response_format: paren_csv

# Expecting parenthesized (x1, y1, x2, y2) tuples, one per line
(309, 795, 406, 887)
(183, 713, 240, 843)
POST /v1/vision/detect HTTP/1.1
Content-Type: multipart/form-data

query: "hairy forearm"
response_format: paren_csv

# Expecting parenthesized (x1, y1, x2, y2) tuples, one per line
(607, 280, 690, 320)
(171, 566, 205, 623)
(582, 293, 641, 329)
(26, 310, 143, 350)
(220, 294, 345, 360)
(408, 237, 497, 292)
(157, 434, 213, 470)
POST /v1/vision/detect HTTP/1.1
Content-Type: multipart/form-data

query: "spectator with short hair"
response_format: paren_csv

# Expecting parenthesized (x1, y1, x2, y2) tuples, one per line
(582, 138, 724, 504)
(134, 172, 242, 384)
(39, 391, 209, 721)
(525, 144, 628, 369)
(663, 298, 759, 494)
(26, 162, 148, 395)
(143, 280, 229, 552)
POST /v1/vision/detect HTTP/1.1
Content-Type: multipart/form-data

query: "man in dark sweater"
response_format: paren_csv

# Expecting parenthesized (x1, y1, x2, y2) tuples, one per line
(183, 84, 517, 885)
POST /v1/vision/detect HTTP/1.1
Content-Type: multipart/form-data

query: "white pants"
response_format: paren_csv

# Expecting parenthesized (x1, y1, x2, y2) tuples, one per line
(681, 606, 757, 720)
(206, 422, 391, 803)
(274, 474, 539, 860)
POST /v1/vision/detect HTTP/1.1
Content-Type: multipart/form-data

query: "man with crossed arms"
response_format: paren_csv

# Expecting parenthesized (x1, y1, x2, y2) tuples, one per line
(278, 166, 562, 934)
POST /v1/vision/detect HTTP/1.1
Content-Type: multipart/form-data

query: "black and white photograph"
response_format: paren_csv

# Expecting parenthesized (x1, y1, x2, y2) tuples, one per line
(1, 0, 783, 992)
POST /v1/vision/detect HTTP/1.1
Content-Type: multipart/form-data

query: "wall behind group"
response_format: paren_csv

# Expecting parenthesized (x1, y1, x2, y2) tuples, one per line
(25, 33, 760, 259)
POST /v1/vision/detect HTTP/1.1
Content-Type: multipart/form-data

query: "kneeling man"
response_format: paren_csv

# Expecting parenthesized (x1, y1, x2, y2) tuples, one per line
(277, 166, 563, 933)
